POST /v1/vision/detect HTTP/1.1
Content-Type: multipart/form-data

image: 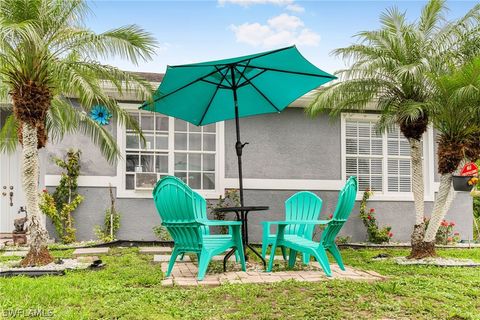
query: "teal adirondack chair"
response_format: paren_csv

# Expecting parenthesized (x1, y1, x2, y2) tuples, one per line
(265, 177, 358, 276)
(153, 176, 246, 280)
(261, 191, 323, 265)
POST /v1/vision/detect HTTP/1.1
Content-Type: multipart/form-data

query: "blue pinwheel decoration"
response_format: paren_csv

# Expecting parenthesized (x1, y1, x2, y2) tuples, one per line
(90, 105, 112, 125)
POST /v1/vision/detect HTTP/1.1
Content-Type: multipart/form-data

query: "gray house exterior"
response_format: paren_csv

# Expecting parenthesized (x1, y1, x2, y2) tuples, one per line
(0, 73, 473, 243)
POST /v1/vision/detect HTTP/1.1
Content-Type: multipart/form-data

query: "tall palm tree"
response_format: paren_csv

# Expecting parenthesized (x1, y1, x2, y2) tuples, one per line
(421, 58, 480, 256)
(306, 0, 480, 258)
(0, 0, 156, 266)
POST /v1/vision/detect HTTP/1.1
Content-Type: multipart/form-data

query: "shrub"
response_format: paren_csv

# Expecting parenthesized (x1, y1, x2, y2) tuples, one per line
(94, 185, 120, 242)
(424, 218, 461, 245)
(207, 189, 240, 234)
(359, 190, 393, 244)
(153, 225, 172, 241)
(40, 149, 83, 244)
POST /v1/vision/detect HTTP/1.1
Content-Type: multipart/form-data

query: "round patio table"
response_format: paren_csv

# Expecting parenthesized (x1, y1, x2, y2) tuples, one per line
(214, 206, 269, 271)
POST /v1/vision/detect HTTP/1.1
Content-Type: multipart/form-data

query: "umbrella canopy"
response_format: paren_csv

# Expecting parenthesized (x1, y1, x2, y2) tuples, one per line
(141, 46, 335, 125)
(141, 45, 336, 205)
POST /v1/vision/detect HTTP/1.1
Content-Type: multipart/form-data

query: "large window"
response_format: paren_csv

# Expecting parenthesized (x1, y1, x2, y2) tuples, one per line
(343, 115, 415, 193)
(124, 111, 218, 192)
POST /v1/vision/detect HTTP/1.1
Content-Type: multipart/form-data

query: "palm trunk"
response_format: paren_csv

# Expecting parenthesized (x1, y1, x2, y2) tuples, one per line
(408, 173, 453, 259)
(408, 138, 426, 258)
(424, 173, 454, 242)
(20, 122, 53, 267)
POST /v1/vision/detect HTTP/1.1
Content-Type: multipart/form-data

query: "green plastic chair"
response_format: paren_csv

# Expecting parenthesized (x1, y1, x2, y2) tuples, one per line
(153, 176, 246, 280)
(265, 177, 358, 276)
(261, 191, 323, 265)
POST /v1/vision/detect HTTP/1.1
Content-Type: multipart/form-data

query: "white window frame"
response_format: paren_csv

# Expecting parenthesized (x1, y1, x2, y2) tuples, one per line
(341, 113, 434, 201)
(116, 103, 225, 199)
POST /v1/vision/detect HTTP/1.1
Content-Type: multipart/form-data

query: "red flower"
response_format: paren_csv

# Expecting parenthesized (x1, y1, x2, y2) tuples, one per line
(449, 221, 455, 227)
(328, 214, 333, 219)
(367, 215, 372, 220)
(441, 220, 449, 227)
(388, 232, 393, 238)
(42, 189, 48, 193)
(447, 237, 453, 242)
(369, 208, 375, 213)
(454, 232, 460, 236)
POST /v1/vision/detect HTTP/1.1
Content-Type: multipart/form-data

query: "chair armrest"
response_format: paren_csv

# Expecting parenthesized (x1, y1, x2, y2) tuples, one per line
(266, 220, 331, 226)
(199, 220, 242, 226)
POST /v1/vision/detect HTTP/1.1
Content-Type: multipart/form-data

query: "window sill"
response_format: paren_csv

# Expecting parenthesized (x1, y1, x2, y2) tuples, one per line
(358, 193, 434, 202)
(116, 189, 222, 200)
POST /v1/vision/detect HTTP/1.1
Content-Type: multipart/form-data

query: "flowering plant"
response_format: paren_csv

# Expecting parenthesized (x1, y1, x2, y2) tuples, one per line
(437, 219, 460, 244)
(424, 217, 461, 245)
(359, 189, 393, 243)
(468, 177, 478, 186)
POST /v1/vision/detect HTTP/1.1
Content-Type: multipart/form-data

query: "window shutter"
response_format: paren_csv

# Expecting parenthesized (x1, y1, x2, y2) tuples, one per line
(344, 118, 416, 194)
(345, 120, 383, 192)
(386, 126, 412, 192)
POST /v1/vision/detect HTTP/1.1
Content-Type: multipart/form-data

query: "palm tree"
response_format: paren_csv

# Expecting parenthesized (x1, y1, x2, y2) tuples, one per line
(306, 0, 480, 258)
(0, 0, 156, 266)
(420, 58, 480, 256)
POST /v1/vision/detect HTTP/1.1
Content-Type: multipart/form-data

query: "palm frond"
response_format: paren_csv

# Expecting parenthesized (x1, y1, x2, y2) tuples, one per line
(0, 113, 18, 153)
(47, 96, 120, 163)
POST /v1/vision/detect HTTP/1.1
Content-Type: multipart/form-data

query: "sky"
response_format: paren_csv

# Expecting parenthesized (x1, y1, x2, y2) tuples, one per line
(86, 0, 478, 74)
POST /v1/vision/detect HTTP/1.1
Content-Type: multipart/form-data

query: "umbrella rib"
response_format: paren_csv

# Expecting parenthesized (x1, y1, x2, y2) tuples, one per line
(169, 46, 294, 68)
(198, 68, 230, 125)
(200, 79, 230, 89)
(144, 65, 230, 105)
(234, 66, 281, 113)
(236, 64, 336, 79)
(237, 69, 267, 88)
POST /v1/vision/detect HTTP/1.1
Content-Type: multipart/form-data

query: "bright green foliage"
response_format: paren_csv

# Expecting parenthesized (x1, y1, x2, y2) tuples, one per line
(359, 190, 393, 244)
(266, 177, 358, 276)
(307, 0, 480, 132)
(261, 191, 323, 265)
(0, 0, 157, 160)
(40, 149, 83, 244)
(474, 160, 480, 240)
(94, 208, 121, 243)
(152, 176, 246, 280)
(94, 185, 121, 242)
(2, 247, 480, 319)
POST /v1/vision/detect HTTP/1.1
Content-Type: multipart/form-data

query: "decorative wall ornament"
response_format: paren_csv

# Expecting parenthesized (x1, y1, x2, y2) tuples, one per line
(90, 105, 112, 125)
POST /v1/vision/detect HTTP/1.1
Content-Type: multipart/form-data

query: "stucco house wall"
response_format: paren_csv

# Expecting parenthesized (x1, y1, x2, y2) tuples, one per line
(43, 106, 474, 243)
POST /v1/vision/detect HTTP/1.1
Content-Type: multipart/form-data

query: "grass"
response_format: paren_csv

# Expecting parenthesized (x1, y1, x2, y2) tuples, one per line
(1, 247, 480, 319)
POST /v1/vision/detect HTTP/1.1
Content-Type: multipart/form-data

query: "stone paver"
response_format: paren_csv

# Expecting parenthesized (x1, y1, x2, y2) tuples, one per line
(153, 255, 191, 263)
(72, 247, 109, 257)
(2, 251, 27, 257)
(139, 247, 172, 254)
(158, 260, 385, 287)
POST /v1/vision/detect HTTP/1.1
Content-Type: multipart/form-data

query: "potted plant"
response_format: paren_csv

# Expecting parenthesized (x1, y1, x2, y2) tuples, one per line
(452, 175, 476, 191)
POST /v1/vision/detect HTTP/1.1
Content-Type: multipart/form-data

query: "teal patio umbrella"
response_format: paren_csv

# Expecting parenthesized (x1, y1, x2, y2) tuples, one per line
(141, 45, 336, 206)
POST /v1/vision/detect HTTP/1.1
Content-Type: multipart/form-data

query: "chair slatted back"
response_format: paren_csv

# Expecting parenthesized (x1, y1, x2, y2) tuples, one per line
(153, 176, 203, 252)
(192, 190, 210, 235)
(285, 191, 323, 238)
(320, 176, 358, 248)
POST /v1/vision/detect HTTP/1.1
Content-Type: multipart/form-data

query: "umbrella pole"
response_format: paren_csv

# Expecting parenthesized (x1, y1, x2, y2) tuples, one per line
(233, 90, 245, 207)
(231, 66, 247, 207)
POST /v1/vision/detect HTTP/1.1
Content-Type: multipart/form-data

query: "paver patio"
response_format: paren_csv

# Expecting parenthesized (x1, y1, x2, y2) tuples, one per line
(159, 260, 386, 287)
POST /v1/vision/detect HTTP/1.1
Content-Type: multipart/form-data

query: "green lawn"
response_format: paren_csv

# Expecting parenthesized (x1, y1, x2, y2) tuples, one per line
(1, 247, 479, 320)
